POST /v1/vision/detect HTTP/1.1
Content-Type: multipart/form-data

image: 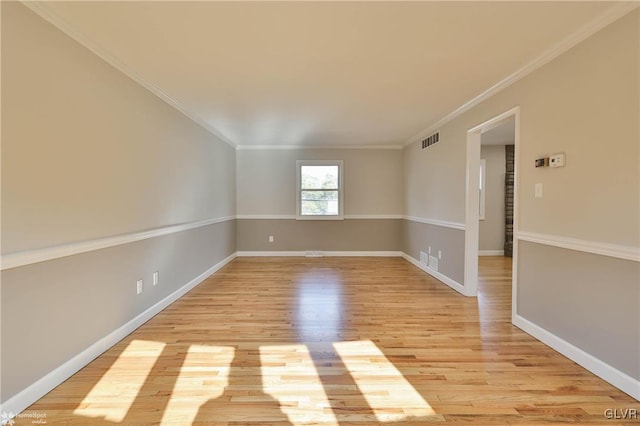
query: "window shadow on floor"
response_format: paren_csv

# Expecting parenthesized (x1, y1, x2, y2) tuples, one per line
(193, 345, 292, 425)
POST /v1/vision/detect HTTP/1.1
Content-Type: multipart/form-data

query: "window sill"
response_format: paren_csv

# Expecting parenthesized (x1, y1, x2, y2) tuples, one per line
(296, 215, 345, 221)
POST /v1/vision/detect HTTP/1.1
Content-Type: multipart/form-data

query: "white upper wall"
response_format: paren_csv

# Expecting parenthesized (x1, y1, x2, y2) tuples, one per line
(404, 10, 639, 247)
(237, 148, 403, 216)
(1, 3, 236, 254)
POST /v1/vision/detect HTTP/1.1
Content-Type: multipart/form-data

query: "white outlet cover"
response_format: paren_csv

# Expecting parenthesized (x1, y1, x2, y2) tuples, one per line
(268, 235, 274, 243)
(136, 279, 143, 294)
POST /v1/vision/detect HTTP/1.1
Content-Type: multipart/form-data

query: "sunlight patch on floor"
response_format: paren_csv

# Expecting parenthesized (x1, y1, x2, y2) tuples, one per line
(73, 339, 165, 422)
(260, 344, 339, 424)
(333, 340, 439, 422)
(160, 345, 235, 425)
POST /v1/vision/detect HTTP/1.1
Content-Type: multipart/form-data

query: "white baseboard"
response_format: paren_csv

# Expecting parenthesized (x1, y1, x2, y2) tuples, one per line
(401, 253, 471, 296)
(236, 251, 402, 257)
(236, 251, 306, 257)
(0, 253, 237, 415)
(479, 250, 504, 256)
(513, 314, 640, 401)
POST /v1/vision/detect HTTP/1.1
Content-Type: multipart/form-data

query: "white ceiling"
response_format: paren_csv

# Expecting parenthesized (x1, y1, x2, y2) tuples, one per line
(31, 1, 627, 148)
(481, 117, 515, 146)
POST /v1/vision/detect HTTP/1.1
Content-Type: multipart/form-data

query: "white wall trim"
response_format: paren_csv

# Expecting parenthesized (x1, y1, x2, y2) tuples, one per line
(403, 215, 465, 231)
(324, 251, 402, 257)
(236, 214, 403, 220)
(517, 231, 640, 262)
(236, 144, 403, 150)
(19, 1, 237, 148)
(1, 216, 236, 271)
(0, 253, 237, 416)
(237, 251, 306, 257)
(237, 251, 402, 257)
(404, 2, 639, 147)
(401, 253, 471, 297)
(479, 250, 505, 256)
(513, 314, 640, 401)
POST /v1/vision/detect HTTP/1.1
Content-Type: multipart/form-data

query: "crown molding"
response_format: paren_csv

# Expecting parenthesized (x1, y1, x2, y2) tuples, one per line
(20, 1, 237, 148)
(404, 2, 639, 147)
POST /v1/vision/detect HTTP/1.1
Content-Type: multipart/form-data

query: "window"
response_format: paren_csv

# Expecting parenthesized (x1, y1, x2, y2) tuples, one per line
(296, 160, 344, 219)
(479, 159, 486, 220)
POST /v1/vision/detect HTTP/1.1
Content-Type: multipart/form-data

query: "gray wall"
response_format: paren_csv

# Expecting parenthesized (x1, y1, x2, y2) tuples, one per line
(479, 145, 506, 252)
(236, 147, 403, 253)
(401, 220, 465, 285)
(1, 221, 236, 400)
(237, 148, 403, 217)
(1, 3, 237, 403)
(518, 241, 640, 380)
(402, 9, 639, 380)
(238, 219, 401, 252)
(404, 10, 639, 247)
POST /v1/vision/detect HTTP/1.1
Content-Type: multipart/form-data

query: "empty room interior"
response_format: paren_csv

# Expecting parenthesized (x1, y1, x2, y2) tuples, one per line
(2, 1, 639, 424)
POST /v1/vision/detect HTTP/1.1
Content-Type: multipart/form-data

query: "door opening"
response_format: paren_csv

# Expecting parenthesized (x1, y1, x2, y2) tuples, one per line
(464, 107, 520, 322)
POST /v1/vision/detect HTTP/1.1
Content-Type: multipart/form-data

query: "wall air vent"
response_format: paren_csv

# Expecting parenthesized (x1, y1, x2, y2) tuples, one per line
(421, 132, 440, 149)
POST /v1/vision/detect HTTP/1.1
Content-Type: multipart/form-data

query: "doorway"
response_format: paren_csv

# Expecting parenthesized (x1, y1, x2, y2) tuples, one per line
(479, 119, 515, 257)
(463, 107, 519, 322)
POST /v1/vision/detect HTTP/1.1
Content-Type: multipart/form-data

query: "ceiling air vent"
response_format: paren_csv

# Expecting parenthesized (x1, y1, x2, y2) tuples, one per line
(421, 132, 440, 149)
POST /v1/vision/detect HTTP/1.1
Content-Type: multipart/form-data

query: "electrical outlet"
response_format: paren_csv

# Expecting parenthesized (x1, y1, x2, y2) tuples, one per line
(438, 250, 442, 259)
(136, 279, 143, 295)
(153, 271, 159, 286)
(268, 235, 274, 243)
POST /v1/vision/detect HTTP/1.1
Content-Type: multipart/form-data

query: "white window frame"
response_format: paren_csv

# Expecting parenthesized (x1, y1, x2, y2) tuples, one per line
(296, 160, 344, 220)
(479, 158, 486, 221)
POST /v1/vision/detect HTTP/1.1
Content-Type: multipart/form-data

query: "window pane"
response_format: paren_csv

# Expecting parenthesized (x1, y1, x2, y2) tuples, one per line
(301, 166, 339, 190)
(301, 200, 339, 215)
(301, 190, 339, 216)
(301, 190, 338, 201)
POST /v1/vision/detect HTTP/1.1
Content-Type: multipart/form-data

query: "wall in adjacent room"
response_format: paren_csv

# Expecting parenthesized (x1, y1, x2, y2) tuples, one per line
(479, 145, 506, 253)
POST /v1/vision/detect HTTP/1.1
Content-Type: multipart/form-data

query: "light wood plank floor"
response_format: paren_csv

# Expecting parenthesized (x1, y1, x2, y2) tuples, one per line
(22, 257, 638, 424)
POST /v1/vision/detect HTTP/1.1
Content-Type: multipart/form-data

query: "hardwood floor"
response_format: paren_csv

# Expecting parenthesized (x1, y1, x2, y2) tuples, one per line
(22, 256, 638, 424)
